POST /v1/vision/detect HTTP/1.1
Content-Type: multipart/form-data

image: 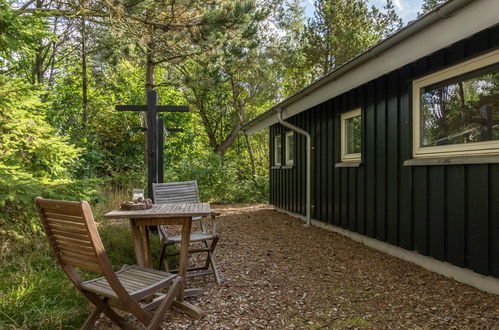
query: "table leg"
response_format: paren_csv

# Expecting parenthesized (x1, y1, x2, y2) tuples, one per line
(129, 219, 146, 267)
(140, 226, 152, 268)
(177, 217, 192, 301)
(172, 218, 205, 320)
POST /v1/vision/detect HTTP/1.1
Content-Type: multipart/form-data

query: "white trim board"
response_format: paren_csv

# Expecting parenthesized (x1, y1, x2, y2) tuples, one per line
(275, 207, 499, 296)
(340, 108, 362, 162)
(246, 0, 499, 135)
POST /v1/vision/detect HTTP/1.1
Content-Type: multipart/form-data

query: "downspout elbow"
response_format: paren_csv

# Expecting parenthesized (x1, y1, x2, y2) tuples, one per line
(276, 109, 310, 140)
(276, 109, 312, 227)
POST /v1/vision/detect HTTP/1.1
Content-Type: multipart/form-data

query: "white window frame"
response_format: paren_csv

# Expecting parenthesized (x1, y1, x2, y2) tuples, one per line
(413, 49, 499, 159)
(340, 108, 362, 162)
(285, 131, 294, 166)
(274, 135, 282, 166)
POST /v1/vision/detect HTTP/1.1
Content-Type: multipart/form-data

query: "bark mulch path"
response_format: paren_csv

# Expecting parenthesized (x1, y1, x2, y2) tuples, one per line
(100, 204, 499, 329)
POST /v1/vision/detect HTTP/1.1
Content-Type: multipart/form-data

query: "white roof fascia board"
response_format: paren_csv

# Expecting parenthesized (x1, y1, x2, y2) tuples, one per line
(245, 0, 499, 135)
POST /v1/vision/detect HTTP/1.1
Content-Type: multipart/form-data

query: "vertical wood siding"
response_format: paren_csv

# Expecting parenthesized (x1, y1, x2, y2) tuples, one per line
(269, 25, 499, 278)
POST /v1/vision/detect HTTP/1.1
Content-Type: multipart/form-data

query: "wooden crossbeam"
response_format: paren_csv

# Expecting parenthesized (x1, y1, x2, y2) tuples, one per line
(165, 128, 184, 133)
(115, 90, 188, 201)
(115, 105, 189, 112)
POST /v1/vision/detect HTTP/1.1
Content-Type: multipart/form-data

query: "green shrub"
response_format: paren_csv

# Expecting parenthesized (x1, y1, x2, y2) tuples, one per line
(0, 164, 102, 235)
(104, 154, 269, 204)
(106, 170, 147, 192)
(165, 153, 268, 203)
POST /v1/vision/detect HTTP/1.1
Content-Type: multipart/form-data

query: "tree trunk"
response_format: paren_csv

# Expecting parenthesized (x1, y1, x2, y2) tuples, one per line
(230, 82, 256, 178)
(243, 131, 257, 179)
(33, 47, 44, 84)
(143, 36, 156, 168)
(33, 0, 44, 84)
(47, 16, 59, 88)
(197, 104, 220, 151)
(146, 57, 155, 91)
(81, 16, 89, 132)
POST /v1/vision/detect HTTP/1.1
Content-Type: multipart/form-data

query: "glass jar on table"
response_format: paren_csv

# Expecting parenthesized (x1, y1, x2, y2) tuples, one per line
(132, 189, 144, 202)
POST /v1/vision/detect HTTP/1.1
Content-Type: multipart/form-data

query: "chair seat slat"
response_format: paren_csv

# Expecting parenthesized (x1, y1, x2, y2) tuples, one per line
(118, 272, 157, 285)
(113, 279, 144, 291)
(81, 266, 176, 299)
(84, 274, 157, 293)
(129, 265, 177, 277)
(116, 274, 153, 288)
(81, 282, 116, 298)
(164, 232, 215, 243)
(123, 271, 163, 284)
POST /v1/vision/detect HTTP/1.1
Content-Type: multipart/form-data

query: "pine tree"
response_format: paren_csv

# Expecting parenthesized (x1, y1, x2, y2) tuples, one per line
(418, 0, 448, 17)
(303, 0, 402, 77)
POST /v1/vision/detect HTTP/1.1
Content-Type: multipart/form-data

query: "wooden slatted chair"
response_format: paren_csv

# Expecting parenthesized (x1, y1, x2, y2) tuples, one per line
(153, 181, 222, 284)
(35, 197, 182, 330)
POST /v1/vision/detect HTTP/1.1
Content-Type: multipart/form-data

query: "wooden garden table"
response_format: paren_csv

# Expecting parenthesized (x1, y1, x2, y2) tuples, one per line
(104, 202, 211, 319)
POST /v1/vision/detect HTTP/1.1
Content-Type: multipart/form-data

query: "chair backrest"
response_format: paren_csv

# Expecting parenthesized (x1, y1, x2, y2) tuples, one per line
(35, 197, 110, 275)
(153, 180, 200, 204)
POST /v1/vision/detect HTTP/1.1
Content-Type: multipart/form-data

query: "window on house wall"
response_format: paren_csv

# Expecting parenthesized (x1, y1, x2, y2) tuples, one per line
(341, 108, 362, 162)
(274, 135, 282, 165)
(413, 49, 499, 158)
(285, 131, 294, 165)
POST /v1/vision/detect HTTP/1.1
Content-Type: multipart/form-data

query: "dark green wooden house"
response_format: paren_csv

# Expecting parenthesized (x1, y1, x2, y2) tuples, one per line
(243, 0, 499, 293)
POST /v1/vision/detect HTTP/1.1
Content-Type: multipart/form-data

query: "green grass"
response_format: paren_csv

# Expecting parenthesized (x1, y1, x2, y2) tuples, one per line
(0, 191, 177, 329)
(0, 229, 89, 329)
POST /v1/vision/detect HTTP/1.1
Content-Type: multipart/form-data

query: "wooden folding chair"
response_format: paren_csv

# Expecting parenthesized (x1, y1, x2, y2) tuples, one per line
(153, 181, 222, 284)
(35, 197, 182, 330)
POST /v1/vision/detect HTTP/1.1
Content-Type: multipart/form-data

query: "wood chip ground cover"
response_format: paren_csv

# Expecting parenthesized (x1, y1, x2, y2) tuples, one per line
(98, 204, 499, 329)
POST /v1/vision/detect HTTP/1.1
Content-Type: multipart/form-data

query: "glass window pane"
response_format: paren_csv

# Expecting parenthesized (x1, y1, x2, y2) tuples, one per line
(275, 136, 281, 164)
(287, 134, 294, 161)
(346, 115, 361, 154)
(420, 64, 499, 147)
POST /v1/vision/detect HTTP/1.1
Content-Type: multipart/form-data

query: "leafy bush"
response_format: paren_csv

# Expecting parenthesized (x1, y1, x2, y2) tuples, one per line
(0, 164, 102, 235)
(103, 153, 268, 204)
(0, 79, 80, 181)
(165, 153, 268, 203)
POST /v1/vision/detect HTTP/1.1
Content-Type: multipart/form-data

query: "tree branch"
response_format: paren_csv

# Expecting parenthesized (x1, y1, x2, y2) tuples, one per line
(16, 7, 203, 31)
(214, 123, 242, 155)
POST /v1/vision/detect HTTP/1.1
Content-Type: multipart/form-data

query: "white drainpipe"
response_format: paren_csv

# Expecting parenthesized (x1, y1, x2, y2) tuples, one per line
(276, 109, 311, 227)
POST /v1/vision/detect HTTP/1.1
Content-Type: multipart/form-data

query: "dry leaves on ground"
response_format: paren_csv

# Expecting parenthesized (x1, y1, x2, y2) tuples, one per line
(98, 204, 499, 329)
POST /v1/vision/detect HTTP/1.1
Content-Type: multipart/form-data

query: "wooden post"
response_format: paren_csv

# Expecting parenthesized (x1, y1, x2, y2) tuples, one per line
(158, 118, 165, 184)
(115, 91, 188, 201)
(146, 90, 158, 200)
